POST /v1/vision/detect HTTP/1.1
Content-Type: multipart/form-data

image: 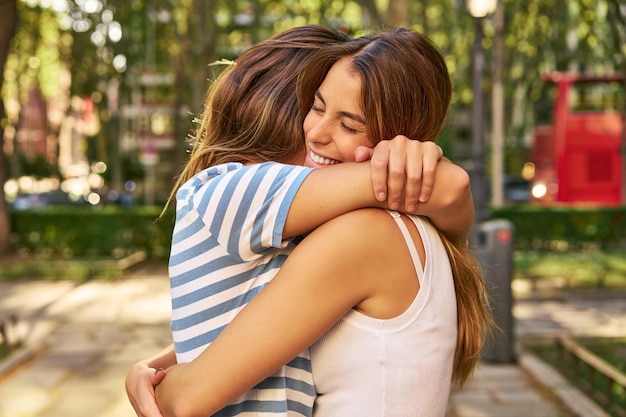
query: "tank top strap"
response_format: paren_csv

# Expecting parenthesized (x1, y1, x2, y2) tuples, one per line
(385, 210, 425, 284)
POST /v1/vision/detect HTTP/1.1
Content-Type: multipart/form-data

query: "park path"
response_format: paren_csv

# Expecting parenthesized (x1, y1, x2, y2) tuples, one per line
(0, 265, 625, 417)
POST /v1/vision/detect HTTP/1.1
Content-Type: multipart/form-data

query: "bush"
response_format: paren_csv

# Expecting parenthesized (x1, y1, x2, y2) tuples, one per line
(10, 206, 174, 259)
(491, 205, 626, 251)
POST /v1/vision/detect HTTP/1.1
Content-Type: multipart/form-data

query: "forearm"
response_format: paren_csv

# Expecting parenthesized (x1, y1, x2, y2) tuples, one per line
(139, 344, 177, 370)
(284, 162, 381, 237)
(284, 160, 473, 241)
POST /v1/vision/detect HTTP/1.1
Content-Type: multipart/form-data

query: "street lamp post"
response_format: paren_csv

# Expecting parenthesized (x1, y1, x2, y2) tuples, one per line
(467, 0, 516, 364)
(467, 0, 497, 243)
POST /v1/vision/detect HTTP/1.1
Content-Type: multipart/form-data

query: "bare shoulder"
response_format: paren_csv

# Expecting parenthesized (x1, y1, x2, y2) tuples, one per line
(308, 208, 412, 262)
(310, 209, 422, 318)
(319, 208, 398, 240)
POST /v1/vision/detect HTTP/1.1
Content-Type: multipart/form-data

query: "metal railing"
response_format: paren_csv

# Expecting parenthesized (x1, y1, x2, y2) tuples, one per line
(556, 335, 626, 417)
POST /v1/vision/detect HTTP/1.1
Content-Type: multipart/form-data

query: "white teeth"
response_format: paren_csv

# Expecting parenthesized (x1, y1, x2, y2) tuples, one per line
(310, 151, 338, 165)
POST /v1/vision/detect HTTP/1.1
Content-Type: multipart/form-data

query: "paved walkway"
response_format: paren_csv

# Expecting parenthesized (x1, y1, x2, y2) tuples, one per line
(0, 265, 624, 417)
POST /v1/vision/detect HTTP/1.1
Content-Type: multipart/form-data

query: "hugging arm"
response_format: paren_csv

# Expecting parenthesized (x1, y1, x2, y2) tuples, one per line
(285, 156, 473, 242)
(155, 210, 393, 417)
(126, 139, 472, 416)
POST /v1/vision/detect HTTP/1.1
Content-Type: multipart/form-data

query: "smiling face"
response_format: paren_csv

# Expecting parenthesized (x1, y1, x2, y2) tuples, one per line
(302, 57, 372, 168)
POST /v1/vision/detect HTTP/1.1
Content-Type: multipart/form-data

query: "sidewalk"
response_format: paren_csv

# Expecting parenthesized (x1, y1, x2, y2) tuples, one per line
(0, 265, 623, 417)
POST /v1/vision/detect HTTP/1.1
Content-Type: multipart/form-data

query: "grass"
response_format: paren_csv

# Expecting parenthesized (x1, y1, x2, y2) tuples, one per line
(1, 247, 625, 287)
(0, 251, 147, 281)
(514, 250, 626, 290)
(0, 344, 12, 361)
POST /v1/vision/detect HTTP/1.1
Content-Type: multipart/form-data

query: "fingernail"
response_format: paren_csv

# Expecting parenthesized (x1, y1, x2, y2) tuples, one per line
(407, 204, 416, 212)
(377, 192, 386, 201)
(419, 194, 428, 202)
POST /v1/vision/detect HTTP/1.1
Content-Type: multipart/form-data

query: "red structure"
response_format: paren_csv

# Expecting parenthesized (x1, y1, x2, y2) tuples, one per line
(530, 73, 624, 206)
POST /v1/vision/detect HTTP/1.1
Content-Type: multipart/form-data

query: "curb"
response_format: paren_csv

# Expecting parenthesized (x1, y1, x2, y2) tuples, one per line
(518, 347, 610, 417)
(0, 343, 46, 379)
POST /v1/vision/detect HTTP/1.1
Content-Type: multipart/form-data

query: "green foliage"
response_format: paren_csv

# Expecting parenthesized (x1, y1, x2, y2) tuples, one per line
(493, 206, 626, 289)
(0, 257, 130, 280)
(4, 0, 625, 185)
(491, 206, 626, 251)
(514, 251, 626, 288)
(9, 206, 174, 259)
(9, 152, 60, 178)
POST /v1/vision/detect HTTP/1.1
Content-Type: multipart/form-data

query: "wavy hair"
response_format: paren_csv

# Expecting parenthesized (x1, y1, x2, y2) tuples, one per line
(298, 27, 494, 387)
(164, 25, 351, 211)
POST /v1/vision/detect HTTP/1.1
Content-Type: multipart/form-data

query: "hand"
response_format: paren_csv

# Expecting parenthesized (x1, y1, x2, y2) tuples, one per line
(126, 363, 167, 417)
(354, 136, 443, 212)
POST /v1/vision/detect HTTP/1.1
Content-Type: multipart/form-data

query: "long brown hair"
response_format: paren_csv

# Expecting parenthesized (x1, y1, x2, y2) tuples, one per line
(298, 28, 452, 146)
(440, 233, 495, 387)
(298, 27, 494, 387)
(164, 25, 351, 211)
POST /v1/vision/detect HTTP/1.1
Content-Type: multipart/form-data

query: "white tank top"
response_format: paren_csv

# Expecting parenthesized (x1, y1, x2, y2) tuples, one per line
(310, 213, 457, 417)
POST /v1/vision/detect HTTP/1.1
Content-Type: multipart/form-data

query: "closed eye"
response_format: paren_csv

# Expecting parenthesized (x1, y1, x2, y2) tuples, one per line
(311, 92, 325, 113)
(341, 123, 359, 134)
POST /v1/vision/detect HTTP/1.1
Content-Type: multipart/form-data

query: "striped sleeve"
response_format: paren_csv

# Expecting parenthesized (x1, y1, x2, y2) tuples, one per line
(193, 162, 313, 261)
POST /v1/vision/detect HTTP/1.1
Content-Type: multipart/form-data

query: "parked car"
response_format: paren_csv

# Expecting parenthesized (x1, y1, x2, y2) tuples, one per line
(9, 191, 87, 210)
(503, 176, 531, 203)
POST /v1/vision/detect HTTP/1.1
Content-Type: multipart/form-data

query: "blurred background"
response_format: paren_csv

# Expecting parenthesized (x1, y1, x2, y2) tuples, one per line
(0, 3, 625, 416)
(1, 0, 624, 205)
(0, 0, 624, 268)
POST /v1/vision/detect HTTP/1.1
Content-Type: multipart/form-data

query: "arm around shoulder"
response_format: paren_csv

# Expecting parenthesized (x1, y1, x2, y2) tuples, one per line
(283, 160, 473, 242)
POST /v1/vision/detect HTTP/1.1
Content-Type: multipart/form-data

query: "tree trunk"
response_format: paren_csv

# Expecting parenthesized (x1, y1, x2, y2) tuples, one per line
(355, 0, 384, 29)
(387, 0, 409, 28)
(0, 0, 18, 256)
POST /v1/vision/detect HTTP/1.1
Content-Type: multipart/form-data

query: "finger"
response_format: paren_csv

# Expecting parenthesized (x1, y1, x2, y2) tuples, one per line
(385, 141, 408, 211)
(415, 142, 440, 204)
(152, 368, 167, 385)
(370, 141, 390, 202)
(401, 144, 423, 212)
(354, 146, 374, 163)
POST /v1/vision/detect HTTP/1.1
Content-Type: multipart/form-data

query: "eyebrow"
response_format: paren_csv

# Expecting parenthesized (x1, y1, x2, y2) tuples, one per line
(315, 91, 366, 125)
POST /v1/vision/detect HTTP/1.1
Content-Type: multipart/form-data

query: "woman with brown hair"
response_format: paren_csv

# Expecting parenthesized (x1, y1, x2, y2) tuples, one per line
(151, 28, 493, 417)
(127, 25, 478, 417)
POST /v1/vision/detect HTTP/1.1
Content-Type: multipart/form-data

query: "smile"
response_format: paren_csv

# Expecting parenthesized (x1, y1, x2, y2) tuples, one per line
(309, 150, 339, 165)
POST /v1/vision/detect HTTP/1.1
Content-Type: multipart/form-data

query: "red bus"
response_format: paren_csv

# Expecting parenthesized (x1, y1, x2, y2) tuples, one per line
(529, 73, 624, 206)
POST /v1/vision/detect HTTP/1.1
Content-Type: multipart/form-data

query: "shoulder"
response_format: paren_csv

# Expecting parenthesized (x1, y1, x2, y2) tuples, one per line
(323, 208, 395, 234)
(309, 208, 403, 256)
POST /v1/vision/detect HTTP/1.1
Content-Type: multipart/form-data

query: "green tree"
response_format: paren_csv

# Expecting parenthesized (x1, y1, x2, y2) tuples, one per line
(2, 0, 625, 222)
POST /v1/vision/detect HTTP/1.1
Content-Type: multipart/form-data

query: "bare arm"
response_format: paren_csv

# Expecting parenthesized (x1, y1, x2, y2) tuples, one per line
(285, 158, 473, 242)
(155, 210, 397, 417)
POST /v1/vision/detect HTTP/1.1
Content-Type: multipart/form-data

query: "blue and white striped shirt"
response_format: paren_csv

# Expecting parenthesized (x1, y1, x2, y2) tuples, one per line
(169, 161, 315, 416)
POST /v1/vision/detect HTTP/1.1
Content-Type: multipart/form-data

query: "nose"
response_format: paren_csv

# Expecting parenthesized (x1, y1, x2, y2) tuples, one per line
(305, 114, 332, 144)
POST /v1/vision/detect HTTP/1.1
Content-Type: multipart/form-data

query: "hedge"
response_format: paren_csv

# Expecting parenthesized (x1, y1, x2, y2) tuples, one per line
(8, 205, 626, 260)
(490, 205, 626, 251)
(9, 206, 175, 259)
